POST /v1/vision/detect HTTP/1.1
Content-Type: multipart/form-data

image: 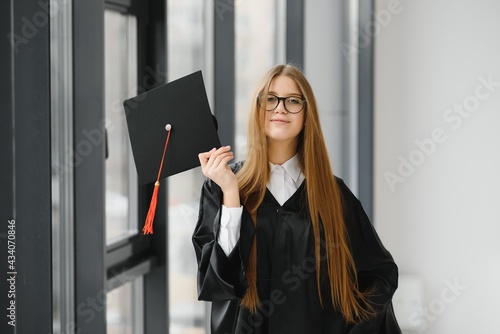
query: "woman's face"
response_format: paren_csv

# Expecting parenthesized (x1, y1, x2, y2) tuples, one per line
(264, 75, 305, 147)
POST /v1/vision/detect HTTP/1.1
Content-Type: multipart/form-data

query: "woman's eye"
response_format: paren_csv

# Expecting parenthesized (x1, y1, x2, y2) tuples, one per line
(287, 98, 300, 104)
(267, 96, 277, 103)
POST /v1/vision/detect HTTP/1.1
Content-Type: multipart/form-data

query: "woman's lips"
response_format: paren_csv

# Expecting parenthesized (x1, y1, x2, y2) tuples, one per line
(271, 118, 289, 123)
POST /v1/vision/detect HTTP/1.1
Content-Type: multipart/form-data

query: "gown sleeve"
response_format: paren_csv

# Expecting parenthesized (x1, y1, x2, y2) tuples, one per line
(192, 177, 254, 302)
(336, 178, 402, 334)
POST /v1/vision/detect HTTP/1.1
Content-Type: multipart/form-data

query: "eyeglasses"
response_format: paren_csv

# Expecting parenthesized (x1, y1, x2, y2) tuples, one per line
(257, 94, 306, 114)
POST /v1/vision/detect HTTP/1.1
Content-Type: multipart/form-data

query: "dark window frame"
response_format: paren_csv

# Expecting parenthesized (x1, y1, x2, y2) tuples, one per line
(286, 0, 305, 68)
(74, 0, 168, 333)
(357, 0, 375, 219)
(0, 1, 52, 333)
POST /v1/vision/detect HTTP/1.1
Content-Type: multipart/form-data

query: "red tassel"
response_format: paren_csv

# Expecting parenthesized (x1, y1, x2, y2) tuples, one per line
(143, 181, 160, 234)
(142, 126, 171, 235)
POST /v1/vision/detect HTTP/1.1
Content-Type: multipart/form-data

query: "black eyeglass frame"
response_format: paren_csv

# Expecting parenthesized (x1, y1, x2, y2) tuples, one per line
(257, 94, 307, 114)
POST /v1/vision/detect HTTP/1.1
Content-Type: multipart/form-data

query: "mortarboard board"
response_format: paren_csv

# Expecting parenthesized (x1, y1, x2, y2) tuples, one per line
(124, 70, 220, 234)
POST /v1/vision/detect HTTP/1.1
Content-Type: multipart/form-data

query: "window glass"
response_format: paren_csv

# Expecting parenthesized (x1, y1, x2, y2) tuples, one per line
(235, 0, 281, 161)
(50, 1, 74, 331)
(104, 10, 139, 244)
(167, 1, 206, 333)
(104, 10, 143, 333)
(107, 277, 144, 334)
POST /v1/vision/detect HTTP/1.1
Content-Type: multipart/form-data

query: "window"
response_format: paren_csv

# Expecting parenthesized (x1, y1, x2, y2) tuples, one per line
(167, 1, 207, 333)
(104, 9, 143, 333)
(107, 277, 144, 334)
(104, 10, 139, 244)
(235, 0, 284, 161)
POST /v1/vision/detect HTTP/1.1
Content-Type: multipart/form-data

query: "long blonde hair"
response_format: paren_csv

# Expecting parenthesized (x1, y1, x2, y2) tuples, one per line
(237, 64, 374, 323)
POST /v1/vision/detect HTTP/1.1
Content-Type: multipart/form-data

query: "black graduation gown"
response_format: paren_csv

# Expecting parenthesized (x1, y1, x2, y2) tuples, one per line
(192, 162, 401, 334)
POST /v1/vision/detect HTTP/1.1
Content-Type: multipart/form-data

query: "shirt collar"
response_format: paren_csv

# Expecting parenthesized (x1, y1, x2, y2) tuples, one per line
(269, 154, 302, 183)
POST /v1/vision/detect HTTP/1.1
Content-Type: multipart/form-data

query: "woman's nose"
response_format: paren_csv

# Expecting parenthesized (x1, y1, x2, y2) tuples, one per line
(274, 99, 287, 113)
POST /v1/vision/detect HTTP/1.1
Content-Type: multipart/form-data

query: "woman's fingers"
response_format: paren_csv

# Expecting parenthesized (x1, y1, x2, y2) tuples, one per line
(198, 146, 237, 192)
(210, 152, 233, 170)
(199, 146, 234, 176)
(198, 147, 216, 168)
(205, 146, 231, 167)
(219, 154, 234, 168)
(203, 147, 230, 167)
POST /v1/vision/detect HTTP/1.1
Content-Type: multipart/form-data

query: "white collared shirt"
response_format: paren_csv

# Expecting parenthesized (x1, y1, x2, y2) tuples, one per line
(266, 155, 305, 206)
(217, 155, 305, 256)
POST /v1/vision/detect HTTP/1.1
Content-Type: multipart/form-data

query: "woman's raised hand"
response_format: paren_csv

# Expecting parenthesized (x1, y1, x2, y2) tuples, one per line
(198, 146, 239, 204)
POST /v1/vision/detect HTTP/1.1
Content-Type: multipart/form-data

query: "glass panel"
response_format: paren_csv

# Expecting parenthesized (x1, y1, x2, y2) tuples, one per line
(104, 10, 139, 244)
(167, 1, 206, 333)
(107, 277, 144, 334)
(235, 0, 281, 161)
(50, 1, 74, 332)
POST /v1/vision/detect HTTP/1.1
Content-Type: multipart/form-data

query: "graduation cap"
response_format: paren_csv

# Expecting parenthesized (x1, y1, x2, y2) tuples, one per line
(124, 70, 220, 234)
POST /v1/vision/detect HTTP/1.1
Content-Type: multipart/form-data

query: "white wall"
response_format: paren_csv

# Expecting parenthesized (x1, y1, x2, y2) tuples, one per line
(374, 0, 500, 333)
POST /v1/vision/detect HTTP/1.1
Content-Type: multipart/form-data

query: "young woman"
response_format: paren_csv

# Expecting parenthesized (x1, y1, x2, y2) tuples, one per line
(194, 64, 401, 333)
